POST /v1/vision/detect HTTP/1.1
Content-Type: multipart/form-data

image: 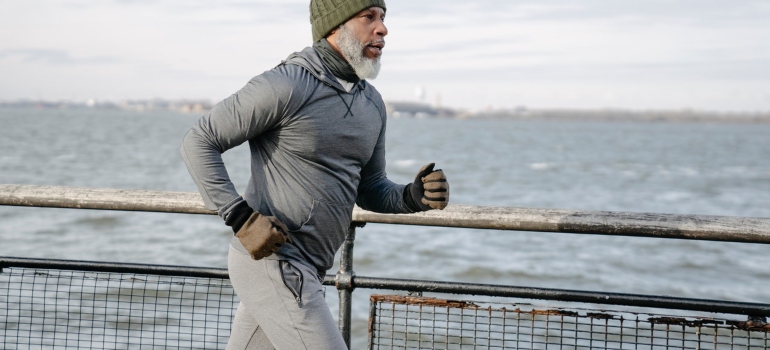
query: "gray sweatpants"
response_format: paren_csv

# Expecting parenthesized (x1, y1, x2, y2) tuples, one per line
(226, 242, 347, 350)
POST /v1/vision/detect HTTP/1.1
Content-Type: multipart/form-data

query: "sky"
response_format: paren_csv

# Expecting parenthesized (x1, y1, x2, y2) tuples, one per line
(1, 0, 769, 111)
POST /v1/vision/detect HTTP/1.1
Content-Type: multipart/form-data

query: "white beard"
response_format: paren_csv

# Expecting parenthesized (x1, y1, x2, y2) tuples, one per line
(337, 24, 382, 80)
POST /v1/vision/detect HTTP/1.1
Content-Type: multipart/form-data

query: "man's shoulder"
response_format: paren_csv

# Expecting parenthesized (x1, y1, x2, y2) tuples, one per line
(362, 81, 385, 103)
(246, 59, 317, 95)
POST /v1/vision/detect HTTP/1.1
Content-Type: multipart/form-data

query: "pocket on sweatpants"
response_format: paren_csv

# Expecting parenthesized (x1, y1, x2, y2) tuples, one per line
(279, 261, 304, 308)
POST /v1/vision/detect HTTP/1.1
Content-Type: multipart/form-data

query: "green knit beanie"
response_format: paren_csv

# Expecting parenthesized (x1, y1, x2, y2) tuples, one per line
(310, 0, 387, 42)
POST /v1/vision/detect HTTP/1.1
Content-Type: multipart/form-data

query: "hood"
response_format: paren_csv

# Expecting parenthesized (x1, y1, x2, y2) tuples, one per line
(283, 46, 351, 92)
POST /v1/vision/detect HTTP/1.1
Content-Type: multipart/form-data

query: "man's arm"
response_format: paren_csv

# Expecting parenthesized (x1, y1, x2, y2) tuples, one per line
(355, 114, 412, 213)
(356, 141, 450, 213)
(356, 106, 449, 213)
(179, 71, 296, 225)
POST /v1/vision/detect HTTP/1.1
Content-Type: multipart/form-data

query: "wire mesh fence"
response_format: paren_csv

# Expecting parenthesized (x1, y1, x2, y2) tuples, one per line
(0, 266, 237, 350)
(368, 295, 770, 350)
(3, 262, 770, 349)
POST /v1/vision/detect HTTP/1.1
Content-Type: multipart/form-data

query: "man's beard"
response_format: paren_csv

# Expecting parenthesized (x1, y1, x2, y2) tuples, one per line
(337, 24, 382, 80)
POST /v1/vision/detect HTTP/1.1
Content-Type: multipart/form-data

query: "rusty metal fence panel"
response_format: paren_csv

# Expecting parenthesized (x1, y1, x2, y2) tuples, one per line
(3, 259, 770, 349)
(0, 266, 237, 350)
(368, 295, 770, 350)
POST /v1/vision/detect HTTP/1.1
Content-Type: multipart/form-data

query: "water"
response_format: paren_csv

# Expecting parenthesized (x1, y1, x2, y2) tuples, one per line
(1, 107, 769, 347)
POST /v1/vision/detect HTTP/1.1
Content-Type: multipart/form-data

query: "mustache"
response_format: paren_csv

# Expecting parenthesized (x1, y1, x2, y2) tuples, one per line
(365, 39, 385, 46)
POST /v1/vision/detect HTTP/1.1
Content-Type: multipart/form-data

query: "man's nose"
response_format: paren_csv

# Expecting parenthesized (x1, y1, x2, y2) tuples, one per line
(375, 20, 388, 37)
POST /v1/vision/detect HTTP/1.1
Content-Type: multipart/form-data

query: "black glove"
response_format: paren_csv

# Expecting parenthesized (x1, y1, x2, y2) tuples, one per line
(404, 162, 449, 211)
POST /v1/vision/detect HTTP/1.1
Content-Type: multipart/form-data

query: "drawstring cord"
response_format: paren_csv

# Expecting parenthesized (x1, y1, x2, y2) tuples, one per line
(336, 90, 355, 118)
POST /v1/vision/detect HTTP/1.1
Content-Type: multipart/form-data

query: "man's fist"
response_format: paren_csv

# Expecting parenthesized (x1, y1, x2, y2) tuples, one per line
(235, 212, 292, 260)
(406, 162, 449, 211)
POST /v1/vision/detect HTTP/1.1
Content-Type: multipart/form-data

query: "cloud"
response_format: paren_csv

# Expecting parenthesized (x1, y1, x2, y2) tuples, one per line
(113, 0, 308, 26)
(1, 0, 768, 110)
(419, 0, 770, 25)
(385, 58, 770, 83)
(0, 49, 120, 65)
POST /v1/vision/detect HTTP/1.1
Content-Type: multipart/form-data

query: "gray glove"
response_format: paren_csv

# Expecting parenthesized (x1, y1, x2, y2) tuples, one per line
(405, 162, 450, 211)
(235, 211, 292, 260)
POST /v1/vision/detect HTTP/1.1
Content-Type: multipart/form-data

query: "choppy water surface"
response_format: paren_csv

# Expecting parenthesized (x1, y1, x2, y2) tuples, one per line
(1, 107, 769, 347)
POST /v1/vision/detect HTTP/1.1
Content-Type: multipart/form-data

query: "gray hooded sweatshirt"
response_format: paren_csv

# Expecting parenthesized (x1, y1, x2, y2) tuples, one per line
(180, 46, 413, 276)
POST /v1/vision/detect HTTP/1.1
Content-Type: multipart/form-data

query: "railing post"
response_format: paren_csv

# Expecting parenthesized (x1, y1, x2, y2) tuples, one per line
(335, 223, 360, 349)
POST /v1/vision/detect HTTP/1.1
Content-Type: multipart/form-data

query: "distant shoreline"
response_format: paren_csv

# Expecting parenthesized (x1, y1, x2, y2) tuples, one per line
(385, 101, 770, 124)
(2, 99, 770, 124)
(467, 109, 770, 124)
(0, 99, 213, 114)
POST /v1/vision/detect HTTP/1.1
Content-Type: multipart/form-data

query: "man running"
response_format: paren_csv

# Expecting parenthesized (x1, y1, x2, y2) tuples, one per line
(180, 1, 449, 348)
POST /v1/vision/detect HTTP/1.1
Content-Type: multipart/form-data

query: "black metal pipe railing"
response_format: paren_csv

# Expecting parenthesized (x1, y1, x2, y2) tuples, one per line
(350, 276, 770, 317)
(4, 256, 769, 318)
(335, 225, 358, 349)
(0, 256, 229, 279)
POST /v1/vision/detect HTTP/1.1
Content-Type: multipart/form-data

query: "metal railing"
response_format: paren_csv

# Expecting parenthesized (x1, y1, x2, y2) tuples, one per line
(367, 295, 770, 349)
(2, 184, 770, 349)
(3, 257, 769, 349)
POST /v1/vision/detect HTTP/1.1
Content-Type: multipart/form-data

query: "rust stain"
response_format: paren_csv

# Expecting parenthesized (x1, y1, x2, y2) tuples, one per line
(371, 294, 478, 309)
(368, 310, 375, 334)
(372, 295, 585, 318)
(649, 317, 700, 327)
(645, 316, 770, 330)
(726, 319, 770, 332)
(530, 309, 580, 317)
(586, 312, 616, 320)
